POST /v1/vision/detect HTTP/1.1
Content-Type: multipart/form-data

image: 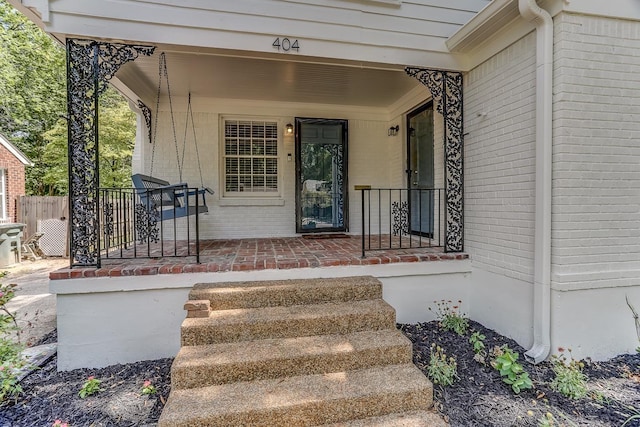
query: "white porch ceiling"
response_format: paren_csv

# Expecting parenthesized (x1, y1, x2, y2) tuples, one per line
(115, 48, 424, 109)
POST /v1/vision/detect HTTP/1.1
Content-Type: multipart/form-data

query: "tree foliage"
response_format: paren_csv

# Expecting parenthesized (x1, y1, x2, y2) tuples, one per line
(0, 0, 136, 195)
(43, 89, 136, 194)
(0, 0, 65, 194)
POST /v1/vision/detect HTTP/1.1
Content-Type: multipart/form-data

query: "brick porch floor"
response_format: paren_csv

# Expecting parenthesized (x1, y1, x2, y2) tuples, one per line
(50, 236, 468, 280)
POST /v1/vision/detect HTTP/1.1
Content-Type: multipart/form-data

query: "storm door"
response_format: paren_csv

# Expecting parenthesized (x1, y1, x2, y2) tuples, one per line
(295, 118, 348, 233)
(407, 103, 434, 236)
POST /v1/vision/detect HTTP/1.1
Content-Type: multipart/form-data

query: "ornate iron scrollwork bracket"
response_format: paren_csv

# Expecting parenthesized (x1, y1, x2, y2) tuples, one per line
(137, 100, 152, 144)
(405, 67, 464, 252)
(67, 39, 155, 267)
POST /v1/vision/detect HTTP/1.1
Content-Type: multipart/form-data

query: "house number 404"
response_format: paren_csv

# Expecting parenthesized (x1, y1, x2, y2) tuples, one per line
(273, 37, 300, 52)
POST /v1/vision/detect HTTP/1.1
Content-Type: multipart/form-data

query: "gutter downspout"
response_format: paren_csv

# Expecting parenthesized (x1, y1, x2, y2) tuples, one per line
(519, 0, 553, 364)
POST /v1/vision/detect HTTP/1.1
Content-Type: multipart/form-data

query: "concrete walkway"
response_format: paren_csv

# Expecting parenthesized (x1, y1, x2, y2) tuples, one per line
(3, 258, 67, 346)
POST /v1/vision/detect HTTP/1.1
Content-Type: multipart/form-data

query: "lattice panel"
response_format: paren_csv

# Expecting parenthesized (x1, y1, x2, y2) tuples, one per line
(38, 219, 68, 256)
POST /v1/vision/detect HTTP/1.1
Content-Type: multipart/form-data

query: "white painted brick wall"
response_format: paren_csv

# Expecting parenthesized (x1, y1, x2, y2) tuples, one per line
(553, 13, 640, 290)
(464, 32, 537, 283)
(137, 106, 395, 239)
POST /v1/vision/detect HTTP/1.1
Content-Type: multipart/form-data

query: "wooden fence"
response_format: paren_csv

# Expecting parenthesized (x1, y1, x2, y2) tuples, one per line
(17, 196, 68, 239)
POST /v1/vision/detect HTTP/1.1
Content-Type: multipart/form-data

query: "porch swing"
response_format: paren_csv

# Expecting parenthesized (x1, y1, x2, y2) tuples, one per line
(132, 52, 213, 221)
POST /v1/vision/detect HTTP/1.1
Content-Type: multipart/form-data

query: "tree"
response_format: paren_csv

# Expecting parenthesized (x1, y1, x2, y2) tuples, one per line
(0, 0, 137, 195)
(42, 88, 136, 194)
(0, 0, 65, 194)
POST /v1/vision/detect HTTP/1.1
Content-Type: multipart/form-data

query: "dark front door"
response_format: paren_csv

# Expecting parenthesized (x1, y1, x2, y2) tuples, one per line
(295, 118, 348, 233)
(407, 103, 434, 236)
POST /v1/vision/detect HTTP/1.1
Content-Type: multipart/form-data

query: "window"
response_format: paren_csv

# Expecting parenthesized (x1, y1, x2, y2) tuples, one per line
(224, 120, 278, 194)
(0, 169, 7, 220)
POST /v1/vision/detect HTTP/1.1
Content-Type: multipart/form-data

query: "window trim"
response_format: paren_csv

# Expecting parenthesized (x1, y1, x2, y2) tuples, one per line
(219, 116, 283, 199)
(0, 169, 7, 220)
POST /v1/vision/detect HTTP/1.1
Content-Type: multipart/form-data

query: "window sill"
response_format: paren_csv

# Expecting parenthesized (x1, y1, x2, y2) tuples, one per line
(219, 198, 285, 207)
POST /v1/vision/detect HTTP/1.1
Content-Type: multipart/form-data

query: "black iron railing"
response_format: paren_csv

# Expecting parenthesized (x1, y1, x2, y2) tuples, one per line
(98, 187, 203, 262)
(361, 188, 445, 257)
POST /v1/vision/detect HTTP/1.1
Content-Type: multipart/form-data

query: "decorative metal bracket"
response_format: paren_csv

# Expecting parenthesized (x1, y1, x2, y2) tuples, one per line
(405, 67, 464, 252)
(67, 39, 155, 267)
(137, 100, 152, 144)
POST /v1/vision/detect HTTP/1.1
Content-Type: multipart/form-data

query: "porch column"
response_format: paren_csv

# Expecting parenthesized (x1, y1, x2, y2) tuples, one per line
(67, 39, 155, 267)
(405, 68, 464, 252)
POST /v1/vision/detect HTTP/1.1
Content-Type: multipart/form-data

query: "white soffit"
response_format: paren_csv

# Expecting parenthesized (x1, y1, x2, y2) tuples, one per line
(115, 48, 422, 109)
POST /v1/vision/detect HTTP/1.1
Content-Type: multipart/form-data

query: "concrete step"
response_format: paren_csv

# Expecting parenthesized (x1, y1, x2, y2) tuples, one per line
(181, 298, 396, 346)
(318, 410, 448, 426)
(172, 329, 413, 389)
(158, 364, 433, 427)
(189, 276, 382, 310)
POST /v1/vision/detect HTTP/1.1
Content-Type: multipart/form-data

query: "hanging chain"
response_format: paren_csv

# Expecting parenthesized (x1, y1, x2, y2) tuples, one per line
(149, 53, 163, 177)
(179, 93, 190, 179)
(189, 96, 206, 188)
(150, 52, 182, 181)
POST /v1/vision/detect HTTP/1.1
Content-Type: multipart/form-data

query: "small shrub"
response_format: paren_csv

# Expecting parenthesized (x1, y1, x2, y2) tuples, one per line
(78, 376, 102, 398)
(0, 281, 25, 404)
(430, 300, 469, 336)
(538, 412, 556, 427)
(491, 345, 533, 394)
(141, 380, 156, 395)
(427, 344, 458, 386)
(469, 331, 487, 364)
(469, 331, 486, 353)
(550, 348, 587, 400)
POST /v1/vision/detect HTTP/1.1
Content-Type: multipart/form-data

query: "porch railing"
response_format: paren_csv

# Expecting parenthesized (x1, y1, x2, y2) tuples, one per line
(98, 187, 201, 262)
(360, 188, 445, 257)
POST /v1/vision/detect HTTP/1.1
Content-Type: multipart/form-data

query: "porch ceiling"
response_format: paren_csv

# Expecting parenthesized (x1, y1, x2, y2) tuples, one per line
(114, 47, 424, 109)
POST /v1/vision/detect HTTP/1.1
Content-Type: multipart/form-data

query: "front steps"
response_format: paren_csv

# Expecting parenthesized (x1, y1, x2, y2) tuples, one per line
(158, 276, 444, 427)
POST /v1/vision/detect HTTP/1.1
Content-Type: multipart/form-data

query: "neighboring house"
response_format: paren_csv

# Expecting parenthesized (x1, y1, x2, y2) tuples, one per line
(8, 0, 640, 369)
(0, 133, 32, 223)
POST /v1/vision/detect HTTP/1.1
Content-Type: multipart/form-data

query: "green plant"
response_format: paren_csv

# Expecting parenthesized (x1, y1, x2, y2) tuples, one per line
(626, 296, 640, 353)
(0, 280, 26, 403)
(538, 412, 555, 427)
(550, 348, 587, 400)
(141, 380, 156, 395)
(427, 344, 458, 386)
(469, 331, 486, 353)
(53, 420, 69, 427)
(78, 376, 102, 398)
(491, 345, 533, 394)
(622, 406, 640, 427)
(430, 300, 469, 336)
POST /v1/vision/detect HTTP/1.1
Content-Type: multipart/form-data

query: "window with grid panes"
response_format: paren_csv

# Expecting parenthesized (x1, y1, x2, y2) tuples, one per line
(224, 120, 278, 194)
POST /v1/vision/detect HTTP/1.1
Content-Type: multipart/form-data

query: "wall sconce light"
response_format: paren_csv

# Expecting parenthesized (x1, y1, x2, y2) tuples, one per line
(285, 123, 294, 136)
(388, 125, 399, 136)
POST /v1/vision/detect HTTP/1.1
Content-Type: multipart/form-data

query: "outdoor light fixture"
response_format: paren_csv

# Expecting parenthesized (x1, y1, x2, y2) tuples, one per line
(285, 123, 294, 135)
(388, 125, 399, 136)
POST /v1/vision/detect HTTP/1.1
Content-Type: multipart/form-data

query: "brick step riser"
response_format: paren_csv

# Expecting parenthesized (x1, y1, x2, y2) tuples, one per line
(171, 341, 412, 389)
(181, 311, 396, 346)
(159, 385, 431, 427)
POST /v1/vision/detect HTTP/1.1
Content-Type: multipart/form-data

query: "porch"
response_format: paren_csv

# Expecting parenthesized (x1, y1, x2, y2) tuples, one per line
(50, 235, 468, 280)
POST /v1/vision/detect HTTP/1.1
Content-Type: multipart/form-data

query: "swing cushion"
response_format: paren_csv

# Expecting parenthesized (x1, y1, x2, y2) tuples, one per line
(132, 174, 210, 219)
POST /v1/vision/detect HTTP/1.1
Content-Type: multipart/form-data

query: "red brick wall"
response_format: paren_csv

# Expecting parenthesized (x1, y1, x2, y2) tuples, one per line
(0, 146, 26, 223)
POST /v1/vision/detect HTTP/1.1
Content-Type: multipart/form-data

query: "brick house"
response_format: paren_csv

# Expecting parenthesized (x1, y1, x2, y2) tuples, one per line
(6, 0, 640, 374)
(0, 133, 32, 223)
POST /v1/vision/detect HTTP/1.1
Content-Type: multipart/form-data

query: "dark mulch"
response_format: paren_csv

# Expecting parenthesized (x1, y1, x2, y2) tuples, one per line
(1, 322, 639, 426)
(399, 320, 640, 427)
(0, 354, 172, 426)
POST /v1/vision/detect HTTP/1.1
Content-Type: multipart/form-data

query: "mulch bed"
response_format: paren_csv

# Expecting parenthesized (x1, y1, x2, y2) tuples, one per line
(400, 320, 640, 426)
(1, 322, 639, 426)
